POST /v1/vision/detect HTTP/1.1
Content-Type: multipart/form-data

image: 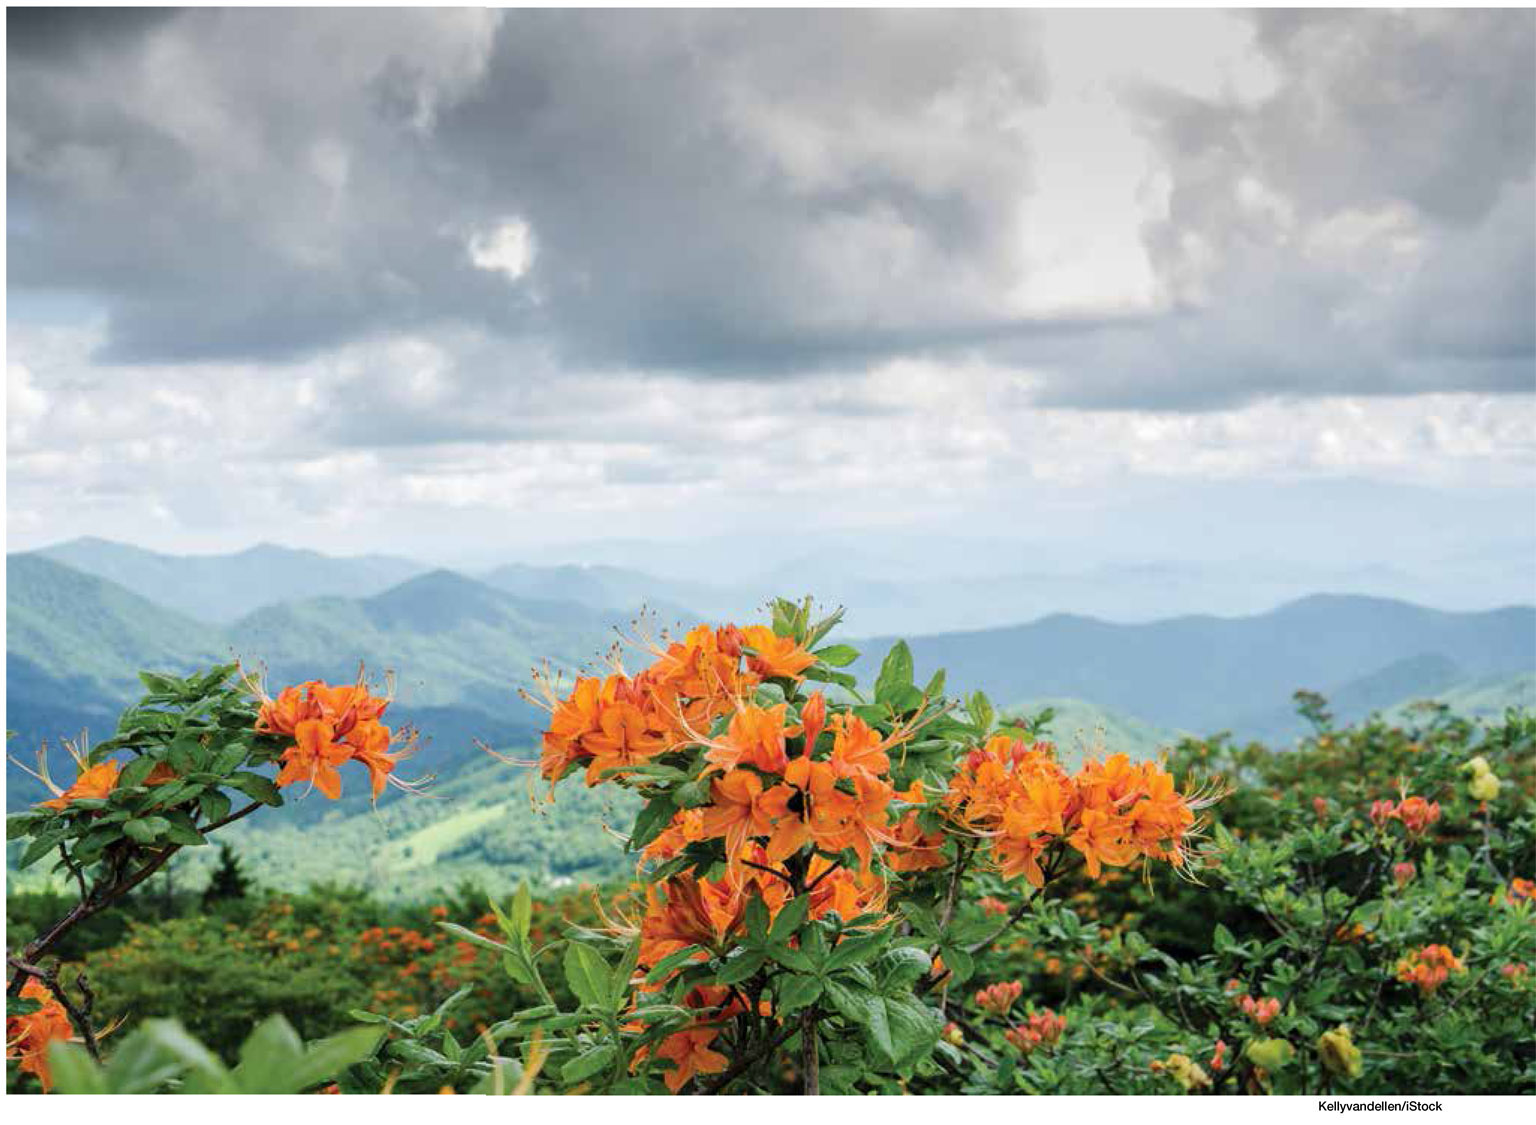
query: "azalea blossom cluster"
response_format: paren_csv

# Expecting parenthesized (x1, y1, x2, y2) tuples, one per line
(1395, 944, 1465, 995)
(944, 737, 1205, 886)
(974, 980, 1023, 1016)
(534, 624, 811, 787)
(1003, 1008, 1066, 1053)
(257, 675, 417, 799)
(1368, 796, 1441, 836)
(5, 980, 73, 1092)
(625, 856, 886, 1091)
(1236, 993, 1281, 1026)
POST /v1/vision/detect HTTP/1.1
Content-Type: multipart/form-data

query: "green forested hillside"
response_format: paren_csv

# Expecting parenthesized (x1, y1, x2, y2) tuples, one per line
(5, 558, 628, 809)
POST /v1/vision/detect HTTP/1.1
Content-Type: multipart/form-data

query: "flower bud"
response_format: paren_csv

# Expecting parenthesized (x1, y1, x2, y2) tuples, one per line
(799, 691, 827, 754)
(1317, 1025, 1363, 1079)
(1245, 1037, 1296, 1070)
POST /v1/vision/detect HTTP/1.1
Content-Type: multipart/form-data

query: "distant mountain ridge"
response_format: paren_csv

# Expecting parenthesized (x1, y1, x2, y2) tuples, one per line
(4, 555, 629, 809)
(850, 593, 1535, 738)
(33, 537, 427, 623)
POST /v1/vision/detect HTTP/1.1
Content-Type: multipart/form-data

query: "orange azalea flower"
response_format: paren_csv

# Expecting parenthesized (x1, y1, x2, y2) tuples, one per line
(975, 980, 1023, 1016)
(582, 699, 670, 785)
(275, 718, 354, 799)
(648, 1026, 730, 1093)
(886, 809, 947, 873)
(1396, 796, 1441, 836)
(699, 770, 782, 859)
(828, 712, 891, 781)
(644, 807, 707, 861)
(347, 720, 404, 797)
(143, 762, 179, 787)
(1067, 807, 1141, 879)
(37, 759, 121, 811)
(1396, 944, 1464, 995)
(762, 756, 897, 872)
(703, 704, 791, 776)
(739, 625, 816, 681)
(641, 878, 745, 960)
(257, 683, 319, 736)
(1004, 1008, 1066, 1053)
(805, 853, 886, 920)
(6, 979, 73, 1091)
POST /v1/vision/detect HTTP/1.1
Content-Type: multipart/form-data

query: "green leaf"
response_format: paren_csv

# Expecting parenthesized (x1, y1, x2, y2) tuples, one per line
(744, 894, 770, 942)
(438, 922, 510, 954)
(813, 644, 860, 668)
(628, 794, 678, 852)
(612, 935, 643, 998)
(767, 944, 815, 973)
(563, 941, 613, 1010)
(283, 1026, 383, 1092)
(198, 789, 232, 824)
(876, 947, 932, 994)
(117, 755, 159, 790)
(714, 948, 766, 986)
(46, 1041, 108, 1094)
(776, 975, 823, 1015)
(124, 816, 171, 844)
(511, 882, 533, 941)
(768, 894, 812, 946)
(561, 1042, 617, 1085)
(919, 667, 944, 699)
(825, 929, 890, 972)
(645, 944, 708, 984)
(875, 642, 914, 706)
(225, 771, 281, 806)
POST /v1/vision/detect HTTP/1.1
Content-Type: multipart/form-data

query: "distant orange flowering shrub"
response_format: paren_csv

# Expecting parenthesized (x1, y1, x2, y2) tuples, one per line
(1395, 944, 1465, 995)
(1004, 1008, 1066, 1054)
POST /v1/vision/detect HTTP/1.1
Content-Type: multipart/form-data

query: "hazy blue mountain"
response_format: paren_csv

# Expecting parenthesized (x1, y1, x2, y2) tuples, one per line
(5, 559, 624, 810)
(479, 562, 723, 627)
(851, 594, 1536, 736)
(29, 537, 428, 623)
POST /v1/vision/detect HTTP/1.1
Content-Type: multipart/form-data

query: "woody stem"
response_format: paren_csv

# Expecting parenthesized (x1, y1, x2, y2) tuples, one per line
(7, 957, 101, 1062)
(800, 1006, 819, 1095)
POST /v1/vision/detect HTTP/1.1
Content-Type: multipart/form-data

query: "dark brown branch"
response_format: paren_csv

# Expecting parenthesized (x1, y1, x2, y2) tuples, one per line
(8, 958, 101, 1061)
(697, 1020, 799, 1094)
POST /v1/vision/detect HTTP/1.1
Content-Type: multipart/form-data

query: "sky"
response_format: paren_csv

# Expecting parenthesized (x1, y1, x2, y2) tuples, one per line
(6, 8, 1535, 609)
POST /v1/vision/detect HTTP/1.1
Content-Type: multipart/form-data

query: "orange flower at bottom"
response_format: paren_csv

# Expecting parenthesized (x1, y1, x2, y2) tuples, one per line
(646, 1026, 730, 1093)
(6, 979, 74, 1092)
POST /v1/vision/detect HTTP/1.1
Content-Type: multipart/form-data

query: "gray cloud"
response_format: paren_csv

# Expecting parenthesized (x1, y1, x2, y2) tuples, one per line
(6, 7, 1535, 416)
(1034, 8, 1536, 409)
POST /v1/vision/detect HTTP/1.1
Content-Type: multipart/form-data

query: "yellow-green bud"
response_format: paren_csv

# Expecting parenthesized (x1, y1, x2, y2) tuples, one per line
(1317, 1025, 1363, 1079)
(1245, 1037, 1296, 1070)
(1468, 770, 1501, 801)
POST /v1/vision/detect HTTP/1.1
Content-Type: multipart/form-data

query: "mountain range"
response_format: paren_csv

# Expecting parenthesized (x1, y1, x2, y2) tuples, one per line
(8, 539, 1534, 820)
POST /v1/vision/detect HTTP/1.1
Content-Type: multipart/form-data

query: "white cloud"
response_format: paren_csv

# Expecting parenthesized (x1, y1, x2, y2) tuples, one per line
(467, 217, 536, 282)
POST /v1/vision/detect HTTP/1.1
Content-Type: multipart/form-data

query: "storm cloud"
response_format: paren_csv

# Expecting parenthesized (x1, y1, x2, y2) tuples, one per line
(9, 7, 1531, 405)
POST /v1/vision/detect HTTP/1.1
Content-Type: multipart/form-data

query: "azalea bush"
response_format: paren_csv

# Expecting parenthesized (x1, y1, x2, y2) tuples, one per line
(353, 599, 1220, 1094)
(6, 665, 424, 1091)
